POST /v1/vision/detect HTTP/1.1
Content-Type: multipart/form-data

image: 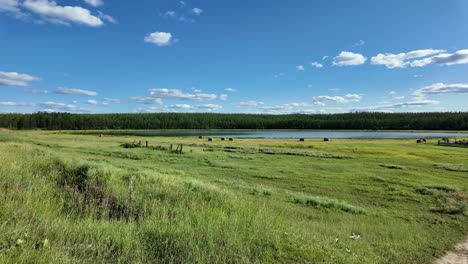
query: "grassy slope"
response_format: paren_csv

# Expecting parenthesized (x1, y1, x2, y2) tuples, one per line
(0, 130, 467, 263)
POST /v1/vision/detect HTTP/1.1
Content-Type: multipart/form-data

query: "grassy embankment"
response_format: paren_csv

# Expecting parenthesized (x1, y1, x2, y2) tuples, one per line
(0, 130, 467, 263)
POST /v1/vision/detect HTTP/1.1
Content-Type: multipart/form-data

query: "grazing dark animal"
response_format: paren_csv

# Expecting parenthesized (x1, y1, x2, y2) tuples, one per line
(229, 138, 234, 141)
(221, 137, 226, 141)
(198, 135, 203, 139)
(299, 138, 305, 142)
(422, 138, 426, 142)
(416, 139, 422, 143)
(208, 138, 213, 142)
(323, 138, 329, 142)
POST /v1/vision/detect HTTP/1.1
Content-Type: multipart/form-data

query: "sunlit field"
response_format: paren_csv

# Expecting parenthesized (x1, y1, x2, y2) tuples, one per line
(0, 130, 467, 263)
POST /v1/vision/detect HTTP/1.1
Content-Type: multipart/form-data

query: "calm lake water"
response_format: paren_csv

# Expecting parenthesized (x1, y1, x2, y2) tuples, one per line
(107, 130, 468, 139)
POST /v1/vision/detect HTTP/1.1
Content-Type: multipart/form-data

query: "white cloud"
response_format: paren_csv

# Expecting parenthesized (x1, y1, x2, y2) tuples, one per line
(130, 96, 163, 105)
(192, 7, 203, 15)
(412, 83, 468, 98)
(0, 101, 34, 106)
(352, 40, 365, 47)
(322, 56, 328, 60)
(197, 104, 222, 110)
(87, 99, 98, 105)
(224, 88, 236, 92)
(311, 62, 323, 68)
(102, 98, 120, 105)
(355, 99, 439, 112)
(410, 49, 468, 67)
(414, 75, 423, 78)
(389, 91, 396, 95)
(39, 101, 91, 113)
(168, 104, 194, 109)
(0, 71, 41, 86)
(83, 0, 103, 7)
(370, 49, 445, 69)
(22, 0, 104, 27)
(163, 10, 176, 17)
(149, 88, 216, 100)
(144, 32, 174, 46)
(333, 51, 367, 66)
(313, 94, 362, 105)
(0, 0, 20, 13)
(22, 88, 48, 94)
(55, 87, 97, 96)
(219, 94, 228, 101)
(296, 65, 305, 71)
(239, 100, 264, 107)
(97, 11, 115, 23)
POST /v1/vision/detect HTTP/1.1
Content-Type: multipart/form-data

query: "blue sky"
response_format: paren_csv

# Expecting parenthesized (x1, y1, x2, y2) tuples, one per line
(1, 0, 468, 114)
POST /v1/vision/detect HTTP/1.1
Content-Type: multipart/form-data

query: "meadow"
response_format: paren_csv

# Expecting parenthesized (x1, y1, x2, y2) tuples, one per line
(0, 130, 467, 263)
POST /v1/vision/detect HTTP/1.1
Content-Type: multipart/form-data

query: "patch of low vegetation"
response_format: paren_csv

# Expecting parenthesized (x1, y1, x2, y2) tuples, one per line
(434, 163, 468, 172)
(259, 147, 350, 159)
(291, 193, 366, 214)
(415, 184, 466, 215)
(120, 142, 142, 148)
(51, 159, 146, 221)
(421, 184, 459, 193)
(249, 186, 272, 196)
(379, 163, 405, 170)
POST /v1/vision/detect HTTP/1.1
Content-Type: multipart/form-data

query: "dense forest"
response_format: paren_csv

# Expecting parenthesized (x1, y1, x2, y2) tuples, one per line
(0, 112, 467, 130)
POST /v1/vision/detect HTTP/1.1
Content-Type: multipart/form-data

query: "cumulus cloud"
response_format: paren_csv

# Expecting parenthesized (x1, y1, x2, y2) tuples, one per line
(164, 103, 221, 111)
(192, 7, 203, 15)
(313, 94, 362, 105)
(102, 98, 120, 105)
(149, 88, 216, 100)
(132, 88, 217, 105)
(97, 11, 115, 23)
(239, 101, 264, 107)
(224, 88, 236, 92)
(311, 62, 323, 68)
(412, 83, 468, 98)
(22, 0, 105, 27)
(296, 65, 305, 71)
(0, 71, 41, 86)
(219, 94, 228, 101)
(410, 49, 468, 67)
(144, 32, 174, 46)
(370, 49, 445, 69)
(197, 104, 222, 111)
(130, 96, 163, 105)
(87, 99, 98, 105)
(167, 104, 194, 109)
(39, 101, 90, 113)
(55, 87, 97, 96)
(83, 0, 103, 7)
(333, 51, 367, 66)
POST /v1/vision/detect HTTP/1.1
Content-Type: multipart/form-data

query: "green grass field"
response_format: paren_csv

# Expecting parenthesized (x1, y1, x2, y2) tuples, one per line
(0, 130, 467, 263)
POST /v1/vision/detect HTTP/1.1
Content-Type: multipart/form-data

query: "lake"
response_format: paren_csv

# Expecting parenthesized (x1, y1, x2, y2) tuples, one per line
(106, 130, 468, 139)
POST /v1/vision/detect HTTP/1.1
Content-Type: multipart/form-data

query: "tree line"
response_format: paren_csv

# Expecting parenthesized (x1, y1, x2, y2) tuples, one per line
(0, 112, 467, 130)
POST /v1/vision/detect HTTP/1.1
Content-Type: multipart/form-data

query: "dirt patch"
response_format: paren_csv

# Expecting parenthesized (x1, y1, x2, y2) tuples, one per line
(434, 237, 468, 264)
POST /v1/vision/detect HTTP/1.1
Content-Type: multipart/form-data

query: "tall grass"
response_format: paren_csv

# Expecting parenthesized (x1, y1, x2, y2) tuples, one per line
(290, 193, 366, 214)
